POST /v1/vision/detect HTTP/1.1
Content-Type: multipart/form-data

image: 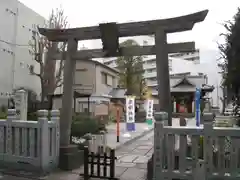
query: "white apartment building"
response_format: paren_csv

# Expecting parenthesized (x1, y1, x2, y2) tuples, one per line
(0, 0, 45, 104)
(169, 50, 200, 64)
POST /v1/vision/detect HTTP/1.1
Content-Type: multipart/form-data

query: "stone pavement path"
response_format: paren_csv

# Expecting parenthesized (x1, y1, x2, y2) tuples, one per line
(0, 174, 31, 180)
(106, 123, 153, 149)
(113, 131, 154, 180)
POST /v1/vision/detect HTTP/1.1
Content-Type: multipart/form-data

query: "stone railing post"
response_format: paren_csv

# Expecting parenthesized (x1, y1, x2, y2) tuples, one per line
(192, 101, 195, 113)
(6, 109, 16, 154)
(203, 112, 214, 125)
(51, 109, 60, 166)
(153, 111, 167, 180)
(203, 113, 214, 179)
(99, 130, 107, 153)
(38, 110, 49, 172)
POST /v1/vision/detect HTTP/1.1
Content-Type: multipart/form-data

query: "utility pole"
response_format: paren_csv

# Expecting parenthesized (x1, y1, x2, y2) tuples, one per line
(10, 7, 19, 92)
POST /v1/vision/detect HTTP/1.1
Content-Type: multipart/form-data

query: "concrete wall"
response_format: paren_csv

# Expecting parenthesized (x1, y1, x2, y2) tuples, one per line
(74, 60, 96, 94)
(0, 0, 45, 105)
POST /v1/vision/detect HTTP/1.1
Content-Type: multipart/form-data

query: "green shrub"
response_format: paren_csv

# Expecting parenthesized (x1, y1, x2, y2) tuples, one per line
(27, 111, 51, 121)
(0, 111, 7, 119)
(71, 115, 106, 138)
(108, 112, 116, 123)
(0, 105, 7, 113)
(27, 112, 38, 121)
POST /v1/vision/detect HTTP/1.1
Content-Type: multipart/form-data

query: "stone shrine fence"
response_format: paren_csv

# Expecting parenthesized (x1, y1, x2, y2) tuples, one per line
(153, 112, 240, 180)
(0, 109, 59, 173)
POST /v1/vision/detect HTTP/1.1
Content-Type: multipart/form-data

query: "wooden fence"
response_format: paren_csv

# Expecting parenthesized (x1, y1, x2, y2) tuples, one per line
(0, 109, 59, 173)
(153, 112, 240, 180)
(80, 146, 118, 180)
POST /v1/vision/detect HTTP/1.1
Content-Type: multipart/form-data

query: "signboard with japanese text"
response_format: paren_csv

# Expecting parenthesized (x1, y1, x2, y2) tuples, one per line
(146, 99, 154, 119)
(125, 96, 136, 131)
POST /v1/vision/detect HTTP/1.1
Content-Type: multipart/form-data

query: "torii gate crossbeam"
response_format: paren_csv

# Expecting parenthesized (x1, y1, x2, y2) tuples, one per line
(39, 10, 208, 41)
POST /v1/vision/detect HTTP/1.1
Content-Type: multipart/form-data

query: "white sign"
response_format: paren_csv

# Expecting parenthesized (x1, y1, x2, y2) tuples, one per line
(125, 96, 135, 123)
(146, 99, 154, 119)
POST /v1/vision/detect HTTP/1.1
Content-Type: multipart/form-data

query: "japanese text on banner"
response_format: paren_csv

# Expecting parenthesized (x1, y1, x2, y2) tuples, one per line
(125, 96, 135, 123)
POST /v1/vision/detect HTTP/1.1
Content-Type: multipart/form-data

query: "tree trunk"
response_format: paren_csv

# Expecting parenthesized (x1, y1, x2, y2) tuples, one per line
(221, 87, 226, 114)
(43, 43, 58, 95)
(40, 79, 46, 103)
(221, 100, 226, 114)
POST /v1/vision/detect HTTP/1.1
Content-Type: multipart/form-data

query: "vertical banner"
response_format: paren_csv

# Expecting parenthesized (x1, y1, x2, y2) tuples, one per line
(195, 88, 201, 127)
(146, 99, 154, 125)
(125, 96, 136, 132)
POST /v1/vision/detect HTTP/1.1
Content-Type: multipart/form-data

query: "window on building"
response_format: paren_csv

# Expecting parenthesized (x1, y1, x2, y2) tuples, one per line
(101, 72, 108, 84)
(147, 68, 156, 73)
(112, 77, 116, 87)
(147, 77, 157, 81)
(147, 60, 155, 65)
(107, 75, 113, 86)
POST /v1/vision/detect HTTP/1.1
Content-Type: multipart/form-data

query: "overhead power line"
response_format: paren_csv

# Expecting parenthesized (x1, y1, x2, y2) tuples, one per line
(0, 39, 30, 47)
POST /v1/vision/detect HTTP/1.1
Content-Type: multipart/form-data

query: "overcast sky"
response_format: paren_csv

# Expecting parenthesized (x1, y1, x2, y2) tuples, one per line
(19, 0, 239, 50)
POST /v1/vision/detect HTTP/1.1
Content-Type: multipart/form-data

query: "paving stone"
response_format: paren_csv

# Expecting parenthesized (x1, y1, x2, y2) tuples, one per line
(117, 146, 136, 152)
(146, 149, 154, 155)
(118, 155, 138, 163)
(133, 155, 149, 163)
(140, 141, 153, 146)
(45, 172, 80, 180)
(115, 167, 128, 177)
(136, 145, 152, 150)
(132, 149, 149, 155)
(0, 176, 32, 180)
(119, 167, 146, 180)
(116, 162, 136, 168)
(135, 163, 148, 169)
(116, 151, 133, 156)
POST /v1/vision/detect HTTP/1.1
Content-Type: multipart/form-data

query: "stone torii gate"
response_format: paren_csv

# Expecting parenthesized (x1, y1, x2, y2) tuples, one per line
(39, 10, 208, 169)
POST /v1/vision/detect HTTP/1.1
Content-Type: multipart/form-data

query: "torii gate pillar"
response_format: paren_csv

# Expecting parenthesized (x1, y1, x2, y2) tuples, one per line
(155, 29, 172, 125)
(60, 39, 78, 145)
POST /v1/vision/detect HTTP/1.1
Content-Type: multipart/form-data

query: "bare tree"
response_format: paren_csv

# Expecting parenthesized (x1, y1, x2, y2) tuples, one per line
(29, 7, 68, 102)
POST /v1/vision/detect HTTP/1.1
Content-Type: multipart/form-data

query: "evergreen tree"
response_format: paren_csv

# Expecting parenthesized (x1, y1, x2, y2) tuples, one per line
(218, 8, 240, 101)
(116, 39, 144, 96)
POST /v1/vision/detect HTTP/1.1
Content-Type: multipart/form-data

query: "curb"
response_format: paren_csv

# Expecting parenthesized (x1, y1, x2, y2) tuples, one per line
(115, 128, 154, 151)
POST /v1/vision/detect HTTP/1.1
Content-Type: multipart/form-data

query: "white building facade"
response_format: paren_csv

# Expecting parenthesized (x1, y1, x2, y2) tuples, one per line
(169, 49, 200, 64)
(0, 0, 45, 104)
